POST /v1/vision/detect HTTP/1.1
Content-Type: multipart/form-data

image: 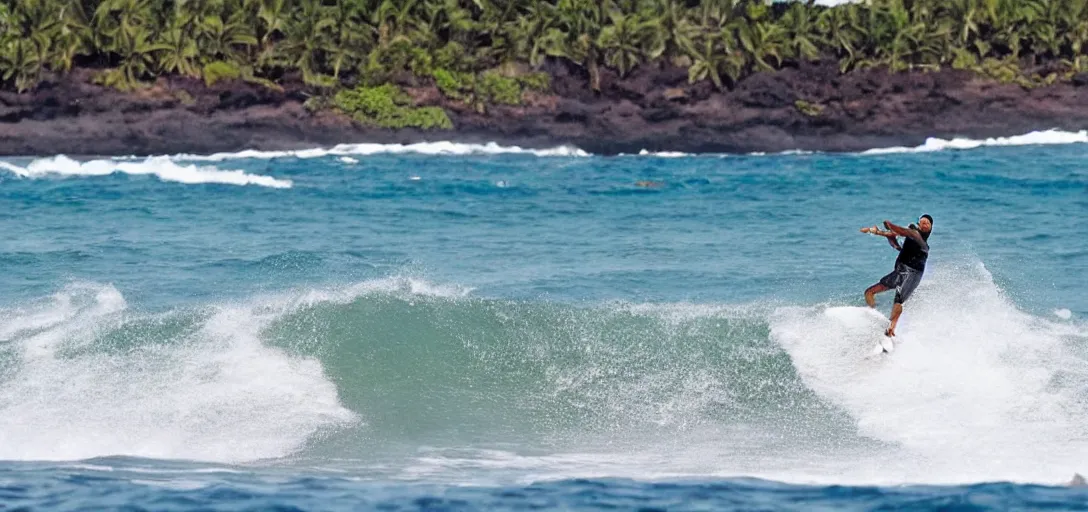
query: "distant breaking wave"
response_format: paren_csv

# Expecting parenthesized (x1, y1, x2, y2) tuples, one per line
(174, 141, 589, 161)
(2, 130, 1086, 182)
(629, 129, 1088, 157)
(861, 129, 1088, 154)
(635, 149, 691, 158)
(0, 155, 292, 188)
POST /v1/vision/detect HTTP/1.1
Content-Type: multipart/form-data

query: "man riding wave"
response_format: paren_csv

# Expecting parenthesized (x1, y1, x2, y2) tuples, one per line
(861, 214, 933, 337)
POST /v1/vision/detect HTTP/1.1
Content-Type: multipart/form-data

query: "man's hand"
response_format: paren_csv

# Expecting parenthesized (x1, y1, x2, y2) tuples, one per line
(862, 225, 896, 237)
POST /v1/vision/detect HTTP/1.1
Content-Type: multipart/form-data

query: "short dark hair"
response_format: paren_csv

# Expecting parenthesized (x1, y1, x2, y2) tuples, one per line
(920, 214, 933, 224)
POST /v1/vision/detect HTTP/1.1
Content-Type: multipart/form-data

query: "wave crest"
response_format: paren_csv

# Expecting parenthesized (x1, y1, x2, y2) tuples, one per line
(770, 260, 1088, 483)
(176, 141, 589, 161)
(0, 155, 292, 188)
(862, 129, 1088, 154)
(0, 282, 354, 463)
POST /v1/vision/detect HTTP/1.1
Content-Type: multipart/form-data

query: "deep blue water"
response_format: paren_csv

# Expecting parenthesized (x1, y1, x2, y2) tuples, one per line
(1, 141, 1086, 509)
(3, 459, 1088, 511)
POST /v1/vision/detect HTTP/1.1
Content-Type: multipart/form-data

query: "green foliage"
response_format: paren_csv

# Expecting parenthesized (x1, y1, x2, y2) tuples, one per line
(517, 72, 551, 92)
(4, 0, 1088, 97)
(433, 68, 473, 99)
(333, 84, 452, 130)
(478, 71, 522, 105)
(951, 47, 979, 71)
(794, 99, 825, 117)
(434, 42, 471, 73)
(203, 60, 241, 87)
(92, 68, 131, 91)
(174, 89, 196, 106)
(431, 68, 547, 106)
(303, 95, 330, 113)
(242, 73, 283, 92)
(978, 57, 1021, 84)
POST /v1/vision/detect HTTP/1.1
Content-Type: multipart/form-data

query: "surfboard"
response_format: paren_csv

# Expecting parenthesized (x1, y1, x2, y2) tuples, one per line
(874, 332, 895, 355)
(863, 308, 894, 356)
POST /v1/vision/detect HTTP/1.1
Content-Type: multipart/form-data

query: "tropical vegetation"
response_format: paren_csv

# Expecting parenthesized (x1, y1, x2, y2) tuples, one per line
(2, 0, 1088, 128)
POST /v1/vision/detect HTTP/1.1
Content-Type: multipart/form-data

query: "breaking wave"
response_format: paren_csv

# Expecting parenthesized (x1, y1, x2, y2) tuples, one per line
(173, 141, 589, 161)
(0, 263, 1084, 485)
(0, 155, 291, 188)
(861, 129, 1088, 154)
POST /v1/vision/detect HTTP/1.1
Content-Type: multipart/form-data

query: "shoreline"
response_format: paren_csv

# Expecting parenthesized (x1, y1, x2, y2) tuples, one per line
(4, 63, 1088, 157)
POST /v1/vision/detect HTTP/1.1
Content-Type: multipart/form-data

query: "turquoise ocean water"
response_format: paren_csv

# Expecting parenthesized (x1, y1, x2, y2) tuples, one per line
(1, 133, 1087, 510)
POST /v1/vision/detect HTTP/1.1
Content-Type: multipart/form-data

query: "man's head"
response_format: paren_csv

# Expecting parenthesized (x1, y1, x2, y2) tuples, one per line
(918, 214, 933, 233)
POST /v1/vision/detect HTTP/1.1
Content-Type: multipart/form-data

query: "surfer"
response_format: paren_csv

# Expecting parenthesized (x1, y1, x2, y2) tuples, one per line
(861, 214, 933, 337)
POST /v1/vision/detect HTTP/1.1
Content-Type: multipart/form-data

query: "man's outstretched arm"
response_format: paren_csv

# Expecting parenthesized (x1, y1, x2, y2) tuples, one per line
(860, 226, 902, 250)
(884, 221, 928, 249)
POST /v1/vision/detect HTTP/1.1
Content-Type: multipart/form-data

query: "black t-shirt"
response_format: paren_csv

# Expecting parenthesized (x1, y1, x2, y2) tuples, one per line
(895, 225, 931, 271)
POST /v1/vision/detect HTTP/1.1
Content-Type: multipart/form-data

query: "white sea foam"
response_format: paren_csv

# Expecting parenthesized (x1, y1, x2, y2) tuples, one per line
(770, 259, 1088, 484)
(0, 282, 355, 463)
(862, 129, 1088, 154)
(621, 130, 1088, 158)
(174, 141, 588, 161)
(0, 155, 291, 188)
(280, 276, 474, 312)
(636, 149, 691, 158)
(0, 276, 474, 463)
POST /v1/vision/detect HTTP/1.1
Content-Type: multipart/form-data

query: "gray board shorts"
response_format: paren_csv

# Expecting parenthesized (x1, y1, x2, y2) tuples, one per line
(879, 263, 924, 304)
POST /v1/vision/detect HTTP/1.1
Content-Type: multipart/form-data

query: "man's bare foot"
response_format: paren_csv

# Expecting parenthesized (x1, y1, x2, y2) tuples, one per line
(884, 327, 896, 337)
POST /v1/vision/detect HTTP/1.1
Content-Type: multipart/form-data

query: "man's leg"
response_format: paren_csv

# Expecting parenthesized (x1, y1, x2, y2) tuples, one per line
(886, 269, 922, 337)
(886, 302, 903, 337)
(864, 283, 889, 308)
(868, 267, 901, 308)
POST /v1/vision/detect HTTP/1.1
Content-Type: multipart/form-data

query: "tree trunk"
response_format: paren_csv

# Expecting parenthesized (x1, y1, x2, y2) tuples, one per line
(588, 47, 600, 91)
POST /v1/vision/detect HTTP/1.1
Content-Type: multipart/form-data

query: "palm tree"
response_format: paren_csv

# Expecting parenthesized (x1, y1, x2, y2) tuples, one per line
(649, 0, 697, 64)
(687, 36, 725, 90)
(274, 0, 336, 86)
(599, 9, 657, 77)
(373, 0, 419, 48)
(12, 0, 59, 86)
(197, 10, 258, 65)
(817, 2, 863, 71)
(697, 0, 746, 32)
(52, 1, 92, 73)
(0, 38, 42, 92)
(1026, 0, 1064, 63)
(737, 19, 784, 72)
(255, 0, 288, 64)
(1059, 0, 1088, 70)
(326, 0, 375, 78)
(158, 18, 201, 76)
(93, 0, 157, 55)
(508, 2, 556, 68)
(110, 22, 169, 89)
(779, 1, 822, 64)
(542, 0, 608, 91)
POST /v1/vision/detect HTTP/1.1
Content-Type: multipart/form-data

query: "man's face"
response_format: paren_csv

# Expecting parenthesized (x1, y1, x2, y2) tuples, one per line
(918, 217, 932, 233)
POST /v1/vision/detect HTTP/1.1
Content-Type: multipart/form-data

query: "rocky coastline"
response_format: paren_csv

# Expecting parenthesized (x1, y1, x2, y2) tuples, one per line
(4, 61, 1088, 157)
